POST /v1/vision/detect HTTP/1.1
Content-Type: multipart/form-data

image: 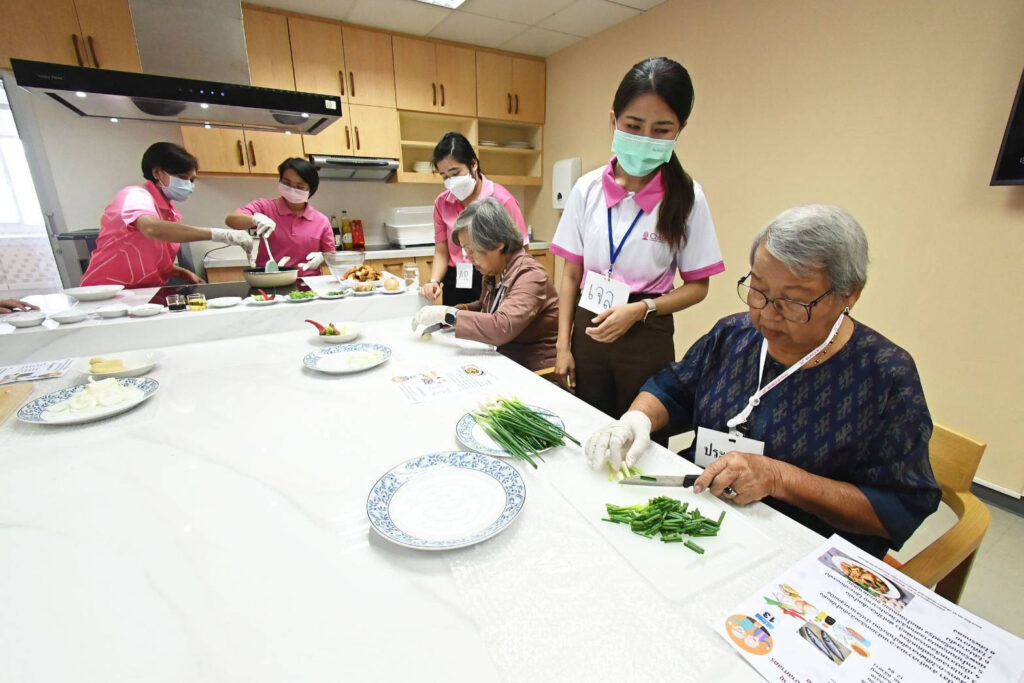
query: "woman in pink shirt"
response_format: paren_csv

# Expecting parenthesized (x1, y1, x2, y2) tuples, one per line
(225, 157, 334, 278)
(81, 142, 254, 288)
(420, 133, 527, 306)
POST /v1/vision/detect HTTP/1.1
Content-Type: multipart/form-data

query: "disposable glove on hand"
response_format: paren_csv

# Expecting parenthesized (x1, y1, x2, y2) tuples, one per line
(584, 410, 652, 471)
(209, 227, 254, 252)
(411, 305, 449, 332)
(251, 212, 276, 238)
(299, 252, 324, 271)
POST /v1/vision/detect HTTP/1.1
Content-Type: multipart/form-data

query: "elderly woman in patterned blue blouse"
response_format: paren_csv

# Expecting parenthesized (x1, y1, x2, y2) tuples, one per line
(585, 204, 941, 557)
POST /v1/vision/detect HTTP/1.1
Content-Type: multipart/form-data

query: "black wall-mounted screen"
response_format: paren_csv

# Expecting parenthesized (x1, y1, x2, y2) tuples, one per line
(992, 67, 1024, 185)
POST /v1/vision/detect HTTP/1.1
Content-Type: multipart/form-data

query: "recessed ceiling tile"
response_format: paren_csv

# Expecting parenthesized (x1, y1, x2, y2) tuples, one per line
(500, 27, 580, 57)
(254, 0, 358, 22)
(459, 0, 575, 24)
(427, 11, 528, 48)
(539, 0, 640, 37)
(346, 0, 451, 35)
(610, 0, 665, 9)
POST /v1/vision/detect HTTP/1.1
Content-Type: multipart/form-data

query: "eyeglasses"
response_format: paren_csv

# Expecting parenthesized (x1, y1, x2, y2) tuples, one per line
(737, 272, 833, 323)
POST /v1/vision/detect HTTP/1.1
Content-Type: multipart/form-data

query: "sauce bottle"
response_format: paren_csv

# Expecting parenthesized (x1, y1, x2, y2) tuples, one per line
(352, 219, 365, 251)
(340, 210, 353, 251)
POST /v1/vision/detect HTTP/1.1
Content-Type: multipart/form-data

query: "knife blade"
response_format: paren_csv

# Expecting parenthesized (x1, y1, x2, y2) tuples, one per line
(418, 322, 443, 336)
(620, 474, 699, 487)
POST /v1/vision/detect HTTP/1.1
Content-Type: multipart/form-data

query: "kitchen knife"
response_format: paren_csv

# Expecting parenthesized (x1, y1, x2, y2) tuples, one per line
(620, 474, 699, 487)
(418, 322, 444, 336)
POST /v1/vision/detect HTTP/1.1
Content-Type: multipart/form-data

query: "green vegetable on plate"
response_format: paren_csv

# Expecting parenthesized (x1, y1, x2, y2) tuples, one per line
(603, 496, 725, 553)
(471, 397, 580, 469)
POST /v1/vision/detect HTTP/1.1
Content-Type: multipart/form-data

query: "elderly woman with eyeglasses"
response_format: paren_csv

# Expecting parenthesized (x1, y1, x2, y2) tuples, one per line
(585, 204, 940, 557)
(411, 197, 558, 372)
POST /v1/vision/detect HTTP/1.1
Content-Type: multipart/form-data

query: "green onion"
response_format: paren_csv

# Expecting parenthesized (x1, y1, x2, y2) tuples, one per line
(602, 496, 723, 553)
(471, 397, 578, 468)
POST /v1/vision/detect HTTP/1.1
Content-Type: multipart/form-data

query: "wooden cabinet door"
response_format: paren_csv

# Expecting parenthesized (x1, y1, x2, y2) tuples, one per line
(73, 0, 141, 71)
(0, 0, 83, 69)
(348, 104, 400, 159)
(243, 8, 295, 91)
(512, 58, 545, 123)
(529, 249, 554, 280)
(180, 127, 249, 174)
(476, 52, 513, 121)
(416, 256, 441, 303)
(436, 43, 476, 117)
(392, 35, 438, 113)
(244, 130, 305, 175)
(342, 26, 395, 107)
(289, 17, 345, 99)
(302, 108, 352, 156)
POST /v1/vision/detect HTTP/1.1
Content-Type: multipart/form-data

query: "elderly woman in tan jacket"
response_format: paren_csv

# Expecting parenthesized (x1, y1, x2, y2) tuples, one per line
(411, 197, 559, 372)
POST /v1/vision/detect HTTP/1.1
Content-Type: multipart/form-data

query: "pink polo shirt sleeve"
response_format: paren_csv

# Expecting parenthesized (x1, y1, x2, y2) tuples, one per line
(549, 176, 586, 265)
(676, 182, 725, 280)
(236, 197, 276, 217)
(119, 186, 161, 228)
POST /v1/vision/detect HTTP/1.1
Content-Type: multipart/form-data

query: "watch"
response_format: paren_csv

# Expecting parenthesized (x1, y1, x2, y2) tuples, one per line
(642, 298, 657, 323)
(444, 307, 458, 326)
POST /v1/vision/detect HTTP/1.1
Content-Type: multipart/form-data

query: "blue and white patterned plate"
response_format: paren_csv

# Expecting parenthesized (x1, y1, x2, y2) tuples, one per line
(17, 377, 160, 425)
(302, 343, 391, 374)
(456, 405, 565, 458)
(366, 451, 526, 550)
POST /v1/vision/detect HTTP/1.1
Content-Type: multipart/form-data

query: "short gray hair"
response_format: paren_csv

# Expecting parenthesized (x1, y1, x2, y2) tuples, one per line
(749, 204, 869, 296)
(452, 197, 524, 253)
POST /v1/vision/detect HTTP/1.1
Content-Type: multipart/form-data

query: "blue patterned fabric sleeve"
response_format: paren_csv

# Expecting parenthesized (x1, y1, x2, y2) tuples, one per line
(640, 326, 716, 429)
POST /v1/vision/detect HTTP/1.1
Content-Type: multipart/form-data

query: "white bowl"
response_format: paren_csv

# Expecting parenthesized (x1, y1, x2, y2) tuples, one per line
(64, 285, 124, 301)
(49, 309, 89, 324)
(5, 311, 45, 328)
(77, 351, 163, 378)
(208, 296, 242, 308)
(317, 322, 361, 343)
(96, 304, 129, 318)
(129, 304, 165, 317)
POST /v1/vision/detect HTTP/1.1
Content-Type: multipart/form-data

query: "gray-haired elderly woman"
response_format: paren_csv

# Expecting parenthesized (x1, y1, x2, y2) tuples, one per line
(411, 198, 559, 372)
(585, 204, 940, 557)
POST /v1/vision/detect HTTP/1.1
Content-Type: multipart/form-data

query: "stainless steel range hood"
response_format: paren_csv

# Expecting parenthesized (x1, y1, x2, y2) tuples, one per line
(10, 59, 340, 133)
(311, 155, 399, 182)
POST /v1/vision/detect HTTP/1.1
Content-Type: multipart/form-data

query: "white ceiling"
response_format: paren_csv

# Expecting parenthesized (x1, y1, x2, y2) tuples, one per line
(253, 0, 665, 57)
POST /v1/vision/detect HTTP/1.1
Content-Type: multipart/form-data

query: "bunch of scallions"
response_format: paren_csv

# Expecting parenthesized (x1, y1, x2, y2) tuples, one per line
(603, 496, 726, 554)
(471, 397, 579, 468)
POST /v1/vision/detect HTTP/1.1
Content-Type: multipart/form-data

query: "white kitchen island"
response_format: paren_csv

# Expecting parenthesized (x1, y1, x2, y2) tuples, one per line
(0, 316, 823, 683)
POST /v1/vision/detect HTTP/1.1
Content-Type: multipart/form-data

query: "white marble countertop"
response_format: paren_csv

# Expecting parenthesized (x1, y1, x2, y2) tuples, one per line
(0, 315, 821, 682)
(204, 242, 552, 268)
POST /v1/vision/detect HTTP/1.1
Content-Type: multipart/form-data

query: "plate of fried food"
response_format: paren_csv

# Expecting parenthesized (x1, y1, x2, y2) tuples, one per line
(342, 264, 385, 287)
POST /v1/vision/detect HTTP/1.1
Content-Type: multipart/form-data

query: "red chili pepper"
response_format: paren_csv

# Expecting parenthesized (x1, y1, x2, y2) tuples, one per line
(257, 288, 273, 301)
(305, 319, 326, 334)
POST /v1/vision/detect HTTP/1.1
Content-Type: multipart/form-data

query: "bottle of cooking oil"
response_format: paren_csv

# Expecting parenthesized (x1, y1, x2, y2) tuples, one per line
(340, 209, 353, 251)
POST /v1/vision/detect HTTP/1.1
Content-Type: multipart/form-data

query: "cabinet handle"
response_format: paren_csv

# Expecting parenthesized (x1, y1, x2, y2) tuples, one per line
(432, 82, 437, 106)
(339, 70, 345, 97)
(248, 140, 256, 167)
(349, 71, 355, 97)
(440, 83, 445, 107)
(345, 125, 351, 150)
(86, 35, 100, 68)
(354, 126, 361, 150)
(507, 93, 512, 114)
(236, 140, 245, 166)
(71, 35, 85, 67)
(514, 93, 519, 115)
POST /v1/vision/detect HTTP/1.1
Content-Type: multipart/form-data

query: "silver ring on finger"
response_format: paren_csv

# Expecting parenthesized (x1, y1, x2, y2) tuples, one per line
(724, 486, 738, 498)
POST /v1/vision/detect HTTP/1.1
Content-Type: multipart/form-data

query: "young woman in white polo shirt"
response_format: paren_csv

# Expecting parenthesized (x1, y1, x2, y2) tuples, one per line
(550, 57, 725, 443)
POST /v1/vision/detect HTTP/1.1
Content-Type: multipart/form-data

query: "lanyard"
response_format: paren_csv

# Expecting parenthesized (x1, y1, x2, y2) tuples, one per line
(606, 206, 644, 275)
(726, 309, 848, 436)
(489, 284, 506, 313)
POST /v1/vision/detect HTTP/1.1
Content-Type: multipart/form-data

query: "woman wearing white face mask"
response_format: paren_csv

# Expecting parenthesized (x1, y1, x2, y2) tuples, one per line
(225, 157, 334, 277)
(421, 132, 527, 306)
(81, 142, 254, 288)
(550, 57, 725, 445)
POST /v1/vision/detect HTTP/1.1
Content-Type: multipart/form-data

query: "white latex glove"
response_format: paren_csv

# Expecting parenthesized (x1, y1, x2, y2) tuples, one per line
(584, 410, 652, 471)
(411, 305, 449, 332)
(251, 212, 276, 238)
(299, 252, 324, 271)
(210, 228, 257, 267)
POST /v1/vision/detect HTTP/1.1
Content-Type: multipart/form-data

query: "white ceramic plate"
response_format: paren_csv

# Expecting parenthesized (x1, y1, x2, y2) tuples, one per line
(316, 323, 360, 344)
(4, 311, 46, 328)
(456, 404, 566, 458)
(246, 296, 279, 306)
(77, 351, 163, 379)
(352, 288, 376, 296)
(318, 290, 352, 300)
(129, 304, 165, 317)
(366, 451, 526, 550)
(284, 293, 319, 303)
(208, 296, 242, 308)
(96, 304, 129, 318)
(17, 377, 159, 425)
(302, 343, 391, 374)
(49, 309, 89, 324)
(64, 285, 124, 301)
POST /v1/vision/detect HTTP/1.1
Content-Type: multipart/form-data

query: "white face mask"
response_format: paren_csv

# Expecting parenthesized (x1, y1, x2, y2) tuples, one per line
(444, 173, 476, 201)
(160, 174, 194, 202)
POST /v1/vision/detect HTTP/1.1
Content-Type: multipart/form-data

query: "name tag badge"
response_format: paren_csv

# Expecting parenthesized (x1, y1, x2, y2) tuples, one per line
(694, 426, 765, 469)
(579, 270, 630, 315)
(455, 262, 473, 289)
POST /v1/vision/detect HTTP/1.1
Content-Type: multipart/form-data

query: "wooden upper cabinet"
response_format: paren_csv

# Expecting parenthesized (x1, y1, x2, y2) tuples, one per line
(73, 0, 141, 71)
(181, 126, 249, 174)
(288, 17, 345, 98)
(393, 35, 438, 113)
(476, 51, 514, 121)
(342, 27, 395, 107)
(348, 104, 400, 159)
(436, 43, 476, 116)
(512, 57, 545, 124)
(244, 129, 305, 174)
(302, 108, 352, 156)
(243, 8, 295, 91)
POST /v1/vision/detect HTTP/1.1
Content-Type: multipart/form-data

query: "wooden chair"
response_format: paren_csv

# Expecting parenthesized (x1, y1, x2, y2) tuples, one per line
(883, 423, 990, 604)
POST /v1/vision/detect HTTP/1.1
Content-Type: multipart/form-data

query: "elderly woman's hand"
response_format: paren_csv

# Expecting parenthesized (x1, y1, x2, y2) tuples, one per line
(692, 451, 785, 505)
(584, 302, 646, 343)
(0, 298, 37, 314)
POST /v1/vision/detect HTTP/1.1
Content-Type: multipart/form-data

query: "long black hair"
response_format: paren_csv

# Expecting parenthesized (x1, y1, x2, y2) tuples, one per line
(278, 157, 320, 197)
(431, 132, 482, 177)
(612, 57, 695, 251)
(141, 142, 198, 181)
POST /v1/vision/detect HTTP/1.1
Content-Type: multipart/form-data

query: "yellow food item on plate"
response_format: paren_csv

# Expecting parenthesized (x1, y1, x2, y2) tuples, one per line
(384, 278, 401, 291)
(89, 357, 125, 373)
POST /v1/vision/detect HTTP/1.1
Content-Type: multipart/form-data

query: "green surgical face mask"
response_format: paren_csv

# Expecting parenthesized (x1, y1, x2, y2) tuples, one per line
(611, 127, 677, 177)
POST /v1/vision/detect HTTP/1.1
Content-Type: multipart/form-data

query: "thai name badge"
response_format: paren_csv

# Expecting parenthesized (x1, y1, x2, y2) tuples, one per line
(580, 271, 630, 315)
(694, 426, 765, 469)
(455, 262, 473, 289)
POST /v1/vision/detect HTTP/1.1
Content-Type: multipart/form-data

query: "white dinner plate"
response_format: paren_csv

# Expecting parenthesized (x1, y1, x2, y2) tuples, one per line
(64, 285, 124, 301)
(96, 304, 129, 318)
(352, 288, 376, 296)
(318, 290, 352, 300)
(316, 323, 361, 344)
(129, 304, 165, 317)
(4, 311, 46, 328)
(49, 309, 89, 324)
(17, 377, 159, 425)
(302, 343, 391, 374)
(456, 404, 565, 458)
(366, 451, 526, 550)
(208, 296, 242, 308)
(77, 351, 163, 379)
(284, 293, 319, 303)
(246, 296, 279, 305)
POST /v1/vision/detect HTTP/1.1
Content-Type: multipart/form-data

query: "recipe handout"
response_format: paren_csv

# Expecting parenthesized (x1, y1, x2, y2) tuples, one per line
(391, 362, 496, 404)
(0, 358, 76, 385)
(719, 535, 1023, 683)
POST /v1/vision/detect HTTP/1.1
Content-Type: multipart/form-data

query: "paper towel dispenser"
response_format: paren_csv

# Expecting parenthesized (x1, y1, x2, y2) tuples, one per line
(552, 157, 582, 209)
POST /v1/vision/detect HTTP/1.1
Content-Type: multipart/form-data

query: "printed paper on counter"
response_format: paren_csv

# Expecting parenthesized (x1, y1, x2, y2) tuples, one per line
(0, 358, 76, 385)
(718, 534, 1023, 683)
(391, 363, 496, 404)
